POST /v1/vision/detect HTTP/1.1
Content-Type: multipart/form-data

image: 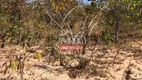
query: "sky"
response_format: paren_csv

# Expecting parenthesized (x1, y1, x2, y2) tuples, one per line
(27, 0, 92, 4)
(83, 0, 91, 4)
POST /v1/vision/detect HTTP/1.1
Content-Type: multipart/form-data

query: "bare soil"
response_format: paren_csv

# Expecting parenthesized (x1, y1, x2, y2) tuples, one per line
(0, 41, 142, 80)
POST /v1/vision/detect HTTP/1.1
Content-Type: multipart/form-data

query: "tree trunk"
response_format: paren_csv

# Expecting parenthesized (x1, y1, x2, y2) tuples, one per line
(114, 17, 120, 43)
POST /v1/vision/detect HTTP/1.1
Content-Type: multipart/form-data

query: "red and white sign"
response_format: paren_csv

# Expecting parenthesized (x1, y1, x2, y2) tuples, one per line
(58, 44, 84, 52)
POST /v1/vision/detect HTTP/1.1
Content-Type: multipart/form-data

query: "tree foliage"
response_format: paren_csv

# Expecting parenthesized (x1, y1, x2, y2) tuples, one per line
(1, 0, 142, 79)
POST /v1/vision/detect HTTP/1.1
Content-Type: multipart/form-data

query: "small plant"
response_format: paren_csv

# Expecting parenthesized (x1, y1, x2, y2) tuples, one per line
(2, 47, 31, 80)
(102, 30, 113, 45)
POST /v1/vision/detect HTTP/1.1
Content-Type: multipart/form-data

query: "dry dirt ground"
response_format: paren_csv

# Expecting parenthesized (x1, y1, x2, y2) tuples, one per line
(0, 41, 142, 80)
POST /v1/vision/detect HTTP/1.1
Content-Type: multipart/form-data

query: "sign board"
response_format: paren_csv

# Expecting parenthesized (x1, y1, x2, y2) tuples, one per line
(58, 44, 84, 52)
(58, 35, 85, 52)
